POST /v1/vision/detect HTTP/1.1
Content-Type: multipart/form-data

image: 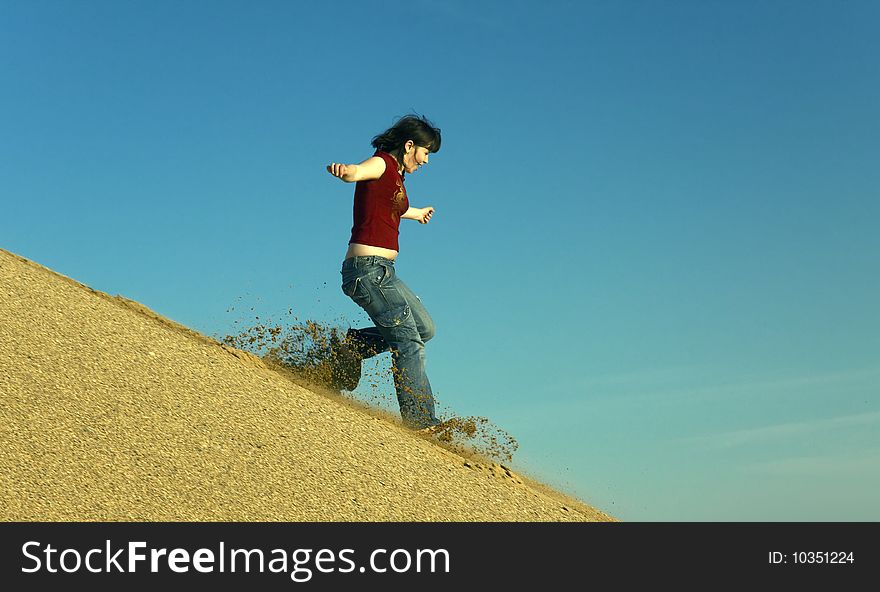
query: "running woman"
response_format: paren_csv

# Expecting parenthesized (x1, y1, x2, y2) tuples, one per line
(326, 114, 442, 430)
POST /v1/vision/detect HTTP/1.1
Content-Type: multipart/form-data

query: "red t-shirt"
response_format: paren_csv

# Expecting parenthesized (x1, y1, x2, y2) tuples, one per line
(349, 151, 409, 251)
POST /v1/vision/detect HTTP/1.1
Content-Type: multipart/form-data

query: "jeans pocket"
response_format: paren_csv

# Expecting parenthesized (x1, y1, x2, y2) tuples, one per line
(375, 261, 394, 287)
(342, 276, 372, 308)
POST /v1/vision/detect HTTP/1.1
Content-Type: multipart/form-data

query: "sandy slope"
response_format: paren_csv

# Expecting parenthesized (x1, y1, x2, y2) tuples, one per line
(0, 248, 615, 522)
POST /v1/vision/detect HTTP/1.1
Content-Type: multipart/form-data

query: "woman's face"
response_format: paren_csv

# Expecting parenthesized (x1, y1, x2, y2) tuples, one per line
(403, 142, 431, 174)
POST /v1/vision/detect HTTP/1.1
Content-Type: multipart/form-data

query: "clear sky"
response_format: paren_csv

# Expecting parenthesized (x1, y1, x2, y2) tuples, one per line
(2, 0, 878, 521)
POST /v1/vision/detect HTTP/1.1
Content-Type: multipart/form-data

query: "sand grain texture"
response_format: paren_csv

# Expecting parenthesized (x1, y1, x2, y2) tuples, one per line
(0, 248, 614, 522)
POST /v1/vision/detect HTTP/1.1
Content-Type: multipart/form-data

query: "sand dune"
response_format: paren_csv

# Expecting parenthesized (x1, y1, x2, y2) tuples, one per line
(0, 248, 614, 521)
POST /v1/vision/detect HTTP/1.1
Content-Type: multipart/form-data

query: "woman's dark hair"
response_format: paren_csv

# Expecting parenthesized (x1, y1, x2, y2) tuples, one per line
(371, 114, 442, 167)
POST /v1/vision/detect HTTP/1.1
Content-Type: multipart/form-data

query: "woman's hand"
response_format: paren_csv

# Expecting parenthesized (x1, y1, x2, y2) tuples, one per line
(326, 163, 351, 179)
(416, 206, 435, 224)
(402, 206, 435, 224)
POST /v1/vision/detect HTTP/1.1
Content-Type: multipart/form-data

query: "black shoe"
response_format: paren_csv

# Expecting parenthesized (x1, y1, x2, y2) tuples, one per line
(328, 329, 363, 391)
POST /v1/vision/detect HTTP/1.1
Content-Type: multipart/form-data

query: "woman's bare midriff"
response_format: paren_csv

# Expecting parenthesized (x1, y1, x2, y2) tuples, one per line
(345, 243, 398, 261)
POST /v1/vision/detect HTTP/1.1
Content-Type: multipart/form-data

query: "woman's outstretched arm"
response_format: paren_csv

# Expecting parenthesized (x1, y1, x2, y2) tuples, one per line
(326, 156, 386, 182)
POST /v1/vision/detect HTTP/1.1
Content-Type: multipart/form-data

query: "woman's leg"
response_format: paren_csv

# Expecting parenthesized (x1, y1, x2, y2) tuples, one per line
(340, 257, 439, 429)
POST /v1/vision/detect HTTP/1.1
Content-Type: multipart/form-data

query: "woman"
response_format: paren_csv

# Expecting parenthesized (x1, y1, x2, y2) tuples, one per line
(326, 114, 442, 431)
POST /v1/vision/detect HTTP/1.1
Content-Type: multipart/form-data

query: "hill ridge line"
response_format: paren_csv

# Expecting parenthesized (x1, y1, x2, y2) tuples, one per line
(1, 248, 265, 368)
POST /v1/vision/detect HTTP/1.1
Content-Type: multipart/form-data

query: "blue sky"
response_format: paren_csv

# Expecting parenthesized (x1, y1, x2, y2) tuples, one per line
(2, 0, 878, 521)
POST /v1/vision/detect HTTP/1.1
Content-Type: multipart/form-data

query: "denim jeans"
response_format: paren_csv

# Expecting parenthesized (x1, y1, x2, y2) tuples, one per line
(340, 256, 439, 429)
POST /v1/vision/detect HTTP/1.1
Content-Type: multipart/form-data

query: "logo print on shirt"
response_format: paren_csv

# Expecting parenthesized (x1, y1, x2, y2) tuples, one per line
(390, 178, 406, 222)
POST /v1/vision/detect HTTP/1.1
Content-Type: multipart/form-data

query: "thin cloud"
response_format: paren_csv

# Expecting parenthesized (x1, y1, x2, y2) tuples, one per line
(684, 410, 880, 449)
(575, 366, 880, 404)
(741, 450, 880, 476)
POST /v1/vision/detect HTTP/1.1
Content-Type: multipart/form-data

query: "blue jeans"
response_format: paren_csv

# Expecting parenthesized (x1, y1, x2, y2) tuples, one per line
(340, 256, 439, 429)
